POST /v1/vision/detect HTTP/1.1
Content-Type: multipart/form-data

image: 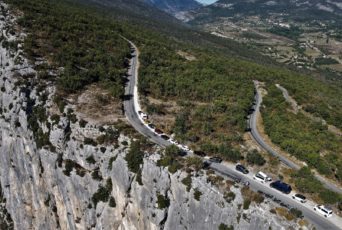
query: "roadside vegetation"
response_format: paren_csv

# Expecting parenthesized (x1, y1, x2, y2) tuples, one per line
(262, 85, 342, 184)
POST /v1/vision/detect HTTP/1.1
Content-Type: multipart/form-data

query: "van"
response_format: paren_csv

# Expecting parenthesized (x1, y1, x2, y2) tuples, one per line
(314, 205, 333, 218)
(270, 180, 292, 194)
(253, 171, 268, 183)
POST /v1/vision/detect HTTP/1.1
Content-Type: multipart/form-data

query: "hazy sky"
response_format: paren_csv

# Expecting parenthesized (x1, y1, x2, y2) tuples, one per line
(196, 0, 218, 5)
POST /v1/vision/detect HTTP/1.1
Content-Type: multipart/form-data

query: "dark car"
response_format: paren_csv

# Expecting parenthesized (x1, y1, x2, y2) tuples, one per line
(148, 123, 156, 129)
(248, 108, 255, 114)
(194, 151, 206, 157)
(270, 180, 292, 194)
(235, 164, 249, 174)
(160, 134, 170, 140)
(244, 127, 252, 132)
(209, 157, 222, 163)
(155, 129, 163, 135)
(178, 150, 187, 157)
(202, 161, 211, 169)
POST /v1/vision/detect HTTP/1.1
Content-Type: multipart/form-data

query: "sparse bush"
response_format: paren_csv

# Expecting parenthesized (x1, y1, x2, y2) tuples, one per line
(84, 138, 97, 146)
(125, 141, 144, 174)
(290, 208, 303, 219)
(224, 191, 236, 203)
(157, 194, 170, 209)
(218, 223, 234, 230)
(246, 150, 265, 166)
(63, 160, 75, 176)
(243, 199, 251, 210)
(86, 155, 96, 164)
(194, 189, 202, 201)
(181, 175, 192, 192)
(108, 155, 118, 170)
(91, 169, 103, 181)
(109, 196, 116, 207)
(79, 119, 87, 128)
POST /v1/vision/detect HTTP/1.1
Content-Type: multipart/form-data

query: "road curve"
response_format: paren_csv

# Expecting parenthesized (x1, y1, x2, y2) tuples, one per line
(249, 81, 342, 194)
(123, 40, 171, 147)
(123, 41, 342, 230)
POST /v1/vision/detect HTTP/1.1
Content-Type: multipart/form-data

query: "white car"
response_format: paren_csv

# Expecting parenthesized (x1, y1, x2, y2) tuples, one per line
(178, 144, 190, 152)
(253, 171, 269, 183)
(169, 139, 178, 145)
(292, 194, 306, 203)
(314, 205, 333, 218)
(138, 111, 148, 120)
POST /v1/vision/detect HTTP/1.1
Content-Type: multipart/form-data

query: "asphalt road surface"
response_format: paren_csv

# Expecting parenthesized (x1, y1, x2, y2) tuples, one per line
(123, 41, 342, 230)
(249, 81, 342, 194)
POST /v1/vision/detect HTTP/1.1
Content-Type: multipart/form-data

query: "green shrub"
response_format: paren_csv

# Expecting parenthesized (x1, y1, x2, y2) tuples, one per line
(224, 191, 236, 203)
(79, 119, 87, 128)
(109, 196, 116, 207)
(86, 155, 96, 164)
(218, 223, 234, 230)
(290, 208, 303, 219)
(181, 175, 192, 192)
(125, 141, 144, 174)
(194, 189, 202, 201)
(246, 150, 265, 166)
(63, 160, 75, 176)
(92, 186, 110, 207)
(243, 199, 251, 210)
(108, 155, 118, 170)
(91, 169, 103, 181)
(84, 138, 97, 146)
(157, 194, 170, 209)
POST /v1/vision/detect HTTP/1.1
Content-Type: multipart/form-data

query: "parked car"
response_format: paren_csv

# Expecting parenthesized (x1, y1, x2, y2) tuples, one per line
(179, 144, 190, 152)
(147, 123, 155, 130)
(314, 205, 333, 218)
(194, 151, 206, 157)
(245, 128, 252, 132)
(202, 161, 211, 169)
(235, 164, 249, 174)
(270, 180, 292, 194)
(154, 129, 163, 135)
(209, 157, 222, 163)
(253, 171, 269, 183)
(169, 139, 178, 145)
(292, 194, 306, 203)
(160, 134, 170, 141)
(178, 150, 187, 157)
(138, 111, 148, 120)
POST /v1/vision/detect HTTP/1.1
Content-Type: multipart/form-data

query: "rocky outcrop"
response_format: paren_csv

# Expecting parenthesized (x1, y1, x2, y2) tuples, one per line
(0, 3, 305, 230)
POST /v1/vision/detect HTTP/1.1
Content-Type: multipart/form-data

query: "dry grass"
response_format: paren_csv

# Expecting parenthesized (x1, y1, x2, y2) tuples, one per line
(241, 186, 264, 204)
(275, 207, 295, 221)
(70, 83, 125, 125)
(177, 50, 196, 61)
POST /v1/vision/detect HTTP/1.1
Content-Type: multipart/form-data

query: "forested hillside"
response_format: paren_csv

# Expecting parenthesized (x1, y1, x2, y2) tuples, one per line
(7, 0, 342, 202)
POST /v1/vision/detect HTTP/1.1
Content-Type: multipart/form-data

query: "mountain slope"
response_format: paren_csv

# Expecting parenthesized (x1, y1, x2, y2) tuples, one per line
(188, 0, 342, 24)
(144, 0, 202, 14)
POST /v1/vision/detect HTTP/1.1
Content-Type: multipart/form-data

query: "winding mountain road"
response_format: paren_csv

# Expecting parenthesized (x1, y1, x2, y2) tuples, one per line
(123, 41, 342, 230)
(249, 81, 342, 194)
(123, 40, 171, 147)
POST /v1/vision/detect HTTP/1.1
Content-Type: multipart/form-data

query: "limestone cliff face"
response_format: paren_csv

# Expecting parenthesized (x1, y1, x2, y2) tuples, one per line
(0, 3, 301, 230)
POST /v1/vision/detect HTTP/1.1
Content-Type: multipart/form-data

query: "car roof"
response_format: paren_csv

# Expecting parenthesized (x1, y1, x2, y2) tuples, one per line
(257, 171, 267, 177)
(321, 205, 332, 211)
(295, 194, 306, 199)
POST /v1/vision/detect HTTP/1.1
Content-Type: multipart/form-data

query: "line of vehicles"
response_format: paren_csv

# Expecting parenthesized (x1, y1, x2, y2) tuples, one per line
(233, 164, 334, 218)
(137, 110, 334, 219)
(138, 111, 191, 153)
